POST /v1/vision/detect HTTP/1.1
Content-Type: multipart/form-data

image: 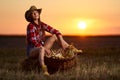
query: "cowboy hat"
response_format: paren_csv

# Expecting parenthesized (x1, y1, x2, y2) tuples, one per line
(25, 5, 42, 22)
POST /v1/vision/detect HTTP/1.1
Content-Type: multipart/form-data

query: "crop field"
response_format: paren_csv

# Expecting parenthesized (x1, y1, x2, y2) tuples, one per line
(0, 36, 120, 80)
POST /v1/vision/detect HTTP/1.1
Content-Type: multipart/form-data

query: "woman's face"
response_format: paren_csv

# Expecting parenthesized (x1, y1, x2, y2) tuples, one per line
(31, 10, 40, 20)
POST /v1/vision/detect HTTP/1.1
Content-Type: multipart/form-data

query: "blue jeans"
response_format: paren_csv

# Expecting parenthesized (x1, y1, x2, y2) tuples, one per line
(26, 45, 34, 57)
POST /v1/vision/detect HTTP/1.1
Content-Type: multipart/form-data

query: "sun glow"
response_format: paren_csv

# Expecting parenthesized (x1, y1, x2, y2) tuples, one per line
(78, 21, 87, 30)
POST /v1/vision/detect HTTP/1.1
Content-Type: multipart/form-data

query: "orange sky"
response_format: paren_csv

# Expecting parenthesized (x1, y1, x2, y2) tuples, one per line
(0, 0, 120, 36)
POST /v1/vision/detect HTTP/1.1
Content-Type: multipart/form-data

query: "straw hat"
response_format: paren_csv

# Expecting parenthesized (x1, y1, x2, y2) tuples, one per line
(25, 6, 42, 22)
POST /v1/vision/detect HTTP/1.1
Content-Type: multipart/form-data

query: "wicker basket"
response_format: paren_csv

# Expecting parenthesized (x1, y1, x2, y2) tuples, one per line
(45, 54, 77, 71)
(20, 55, 77, 73)
(45, 55, 77, 74)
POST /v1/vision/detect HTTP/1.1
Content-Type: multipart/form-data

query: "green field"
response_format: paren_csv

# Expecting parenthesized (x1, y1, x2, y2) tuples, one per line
(0, 47, 120, 80)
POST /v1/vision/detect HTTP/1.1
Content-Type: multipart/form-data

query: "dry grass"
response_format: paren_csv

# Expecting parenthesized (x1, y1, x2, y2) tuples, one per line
(0, 47, 120, 80)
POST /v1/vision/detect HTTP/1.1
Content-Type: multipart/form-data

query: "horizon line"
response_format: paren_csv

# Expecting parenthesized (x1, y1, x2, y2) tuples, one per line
(0, 34, 120, 37)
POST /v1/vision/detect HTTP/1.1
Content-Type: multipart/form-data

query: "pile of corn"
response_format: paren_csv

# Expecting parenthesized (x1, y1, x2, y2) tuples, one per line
(46, 45, 83, 59)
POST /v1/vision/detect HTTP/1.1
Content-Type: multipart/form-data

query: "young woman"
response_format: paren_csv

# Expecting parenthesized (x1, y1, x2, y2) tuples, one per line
(25, 6, 69, 76)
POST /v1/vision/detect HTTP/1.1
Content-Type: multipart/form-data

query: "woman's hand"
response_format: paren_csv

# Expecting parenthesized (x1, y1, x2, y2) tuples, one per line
(45, 48, 52, 56)
(61, 40, 69, 50)
(39, 46, 51, 56)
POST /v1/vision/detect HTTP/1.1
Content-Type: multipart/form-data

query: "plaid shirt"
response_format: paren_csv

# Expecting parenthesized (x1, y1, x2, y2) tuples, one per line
(27, 21, 61, 47)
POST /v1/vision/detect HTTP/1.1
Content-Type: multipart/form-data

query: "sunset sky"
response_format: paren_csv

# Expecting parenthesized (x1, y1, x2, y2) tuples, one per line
(0, 0, 120, 36)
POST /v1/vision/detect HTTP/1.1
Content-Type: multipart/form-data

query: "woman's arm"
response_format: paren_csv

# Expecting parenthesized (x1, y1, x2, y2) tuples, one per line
(41, 22, 69, 49)
(57, 35, 69, 50)
(41, 22, 61, 36)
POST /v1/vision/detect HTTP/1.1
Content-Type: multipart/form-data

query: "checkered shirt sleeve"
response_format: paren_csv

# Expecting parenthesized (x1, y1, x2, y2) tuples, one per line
(41, 22, 61, 36)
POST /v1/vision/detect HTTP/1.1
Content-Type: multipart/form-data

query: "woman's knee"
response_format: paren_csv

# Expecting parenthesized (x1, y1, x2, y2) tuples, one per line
(40, 46, 45, 51)
(51, 34, 57, 40)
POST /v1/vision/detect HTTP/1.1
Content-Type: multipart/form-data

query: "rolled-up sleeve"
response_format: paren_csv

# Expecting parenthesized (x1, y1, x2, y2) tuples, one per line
(41, 22, 62, 36)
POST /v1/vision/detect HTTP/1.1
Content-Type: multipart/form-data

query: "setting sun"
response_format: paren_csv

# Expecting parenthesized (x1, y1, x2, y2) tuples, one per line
(78, 21, 87, 30)
(0, 0, 120, 36)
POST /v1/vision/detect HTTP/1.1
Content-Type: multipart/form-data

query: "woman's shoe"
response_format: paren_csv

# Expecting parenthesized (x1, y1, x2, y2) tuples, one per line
(41, 65, 50, 76)
(65, 45, 83, 55)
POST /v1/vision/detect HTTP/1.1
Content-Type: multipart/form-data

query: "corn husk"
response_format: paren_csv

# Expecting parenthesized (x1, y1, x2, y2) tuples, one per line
(46, 45, 83, 59)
